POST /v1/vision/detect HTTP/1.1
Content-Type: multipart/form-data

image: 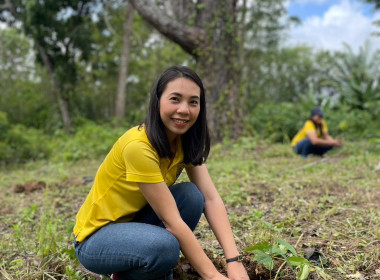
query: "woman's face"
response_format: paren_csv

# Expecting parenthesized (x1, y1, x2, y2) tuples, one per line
(312, 114, 323, 124)
(159, 77, 201, 142)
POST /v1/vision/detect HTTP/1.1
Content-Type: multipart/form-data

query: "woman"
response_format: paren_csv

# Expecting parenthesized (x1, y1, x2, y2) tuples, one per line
(291, 107, 342, 158)
(73, 66, 249, 280)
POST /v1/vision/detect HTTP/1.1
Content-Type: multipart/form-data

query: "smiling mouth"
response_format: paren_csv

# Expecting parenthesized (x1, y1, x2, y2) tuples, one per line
(172, 118, 189, 124)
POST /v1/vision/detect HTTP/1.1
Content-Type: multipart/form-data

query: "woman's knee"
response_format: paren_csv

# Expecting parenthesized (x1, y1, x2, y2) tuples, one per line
(187, 182, 205, 210)
(172, 182, 205, 210)
(143, 231, 180, 274)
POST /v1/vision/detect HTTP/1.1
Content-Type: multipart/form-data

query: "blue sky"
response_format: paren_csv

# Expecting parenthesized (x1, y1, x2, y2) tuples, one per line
(285, 0, 380, 52)
(288, 0, 376, 20)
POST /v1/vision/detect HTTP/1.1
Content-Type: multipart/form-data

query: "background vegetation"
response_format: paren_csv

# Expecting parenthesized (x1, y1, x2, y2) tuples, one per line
(0, 0, 379, 279)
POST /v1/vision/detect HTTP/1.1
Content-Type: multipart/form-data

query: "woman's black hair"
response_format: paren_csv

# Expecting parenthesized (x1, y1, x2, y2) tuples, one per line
(309, 118, 322, 135)
(144, 65, 210, 165)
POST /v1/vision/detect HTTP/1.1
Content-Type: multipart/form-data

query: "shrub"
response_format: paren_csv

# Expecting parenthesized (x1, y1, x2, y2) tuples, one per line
(248, 102, 307, 143)
(51, 120, 129, 162)
(0, 112, 50, 163)
(326, 106, 380, 140)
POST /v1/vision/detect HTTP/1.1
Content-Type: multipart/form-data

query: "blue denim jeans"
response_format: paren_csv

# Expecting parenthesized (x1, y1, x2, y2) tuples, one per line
(294, 138, 333, 158)
(74, 182, 205, 280)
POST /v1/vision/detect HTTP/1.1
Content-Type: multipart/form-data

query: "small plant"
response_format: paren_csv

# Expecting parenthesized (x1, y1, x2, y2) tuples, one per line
(246, 210, 310, 280)
(245, 238, 310, 280)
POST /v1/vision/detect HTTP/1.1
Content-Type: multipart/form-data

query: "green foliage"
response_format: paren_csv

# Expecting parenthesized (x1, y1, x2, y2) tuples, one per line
(51, 120, 128, 162)
(0, 112, 50, 163)
(248, 102, 306, 143)
(74, 5, 191, 122)
(243, 46, 335, 107)
(326, 106, 380, 140)
(20, 0, 96, 86)
(0, 28, 57, 130)
(242, 0, 292, 50)
(331, 41, 380, 112)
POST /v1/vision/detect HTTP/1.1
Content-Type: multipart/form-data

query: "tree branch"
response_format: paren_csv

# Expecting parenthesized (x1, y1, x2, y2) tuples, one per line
(129, 0, 205, 55)
(0, 0, 17, 19)
(0, 3, 9, 10)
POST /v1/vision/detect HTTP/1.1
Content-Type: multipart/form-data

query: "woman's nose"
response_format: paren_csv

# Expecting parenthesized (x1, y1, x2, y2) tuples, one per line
(177, 103, 190, 114)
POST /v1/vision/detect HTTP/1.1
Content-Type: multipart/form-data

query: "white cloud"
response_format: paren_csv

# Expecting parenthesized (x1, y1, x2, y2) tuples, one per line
(286, 0, 380, 53)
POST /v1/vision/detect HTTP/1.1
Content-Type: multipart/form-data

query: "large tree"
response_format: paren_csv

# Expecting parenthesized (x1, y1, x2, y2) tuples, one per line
(129, 0, 241, 139)
(129, 0, 292, 139)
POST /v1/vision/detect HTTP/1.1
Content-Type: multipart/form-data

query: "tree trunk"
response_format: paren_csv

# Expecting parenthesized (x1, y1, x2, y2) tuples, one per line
(195, 1, 241, 139)
(35, 42, 72, 133)
(115, 2, 135, 120)
(129, 0, 242, 140)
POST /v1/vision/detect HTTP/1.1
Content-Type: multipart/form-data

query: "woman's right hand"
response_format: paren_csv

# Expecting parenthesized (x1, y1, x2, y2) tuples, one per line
(334, 139, 343, 147)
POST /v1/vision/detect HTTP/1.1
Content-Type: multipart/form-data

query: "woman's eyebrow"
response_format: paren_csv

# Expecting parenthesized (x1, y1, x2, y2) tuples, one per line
(170, 92, 200, 99)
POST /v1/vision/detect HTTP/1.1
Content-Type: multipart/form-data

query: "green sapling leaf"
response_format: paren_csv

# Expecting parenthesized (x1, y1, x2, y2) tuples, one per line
(298, 264, 311, 280)
(253, 250, 274, 270)
(245, 241, 271, 253)
(288, 256, 310, 267)
(276, 238, 298, 256)
(271, 244, 287, 256)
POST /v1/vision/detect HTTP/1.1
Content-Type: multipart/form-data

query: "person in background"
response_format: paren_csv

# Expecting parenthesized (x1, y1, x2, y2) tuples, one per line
(291, 107, 342, 158)
(73, 66, 249, 280)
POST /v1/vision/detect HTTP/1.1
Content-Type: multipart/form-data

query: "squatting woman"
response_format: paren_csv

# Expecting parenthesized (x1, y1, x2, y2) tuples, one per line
(73, 66, 249, 280)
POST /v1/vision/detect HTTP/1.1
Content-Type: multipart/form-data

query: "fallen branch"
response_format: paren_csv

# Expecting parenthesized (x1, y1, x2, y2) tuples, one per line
(294, 158, 331, 171)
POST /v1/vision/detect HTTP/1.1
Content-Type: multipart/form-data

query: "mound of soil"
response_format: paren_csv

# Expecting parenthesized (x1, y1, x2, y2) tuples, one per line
(174, 251, 272, 280)
(12, 180, 46, 194)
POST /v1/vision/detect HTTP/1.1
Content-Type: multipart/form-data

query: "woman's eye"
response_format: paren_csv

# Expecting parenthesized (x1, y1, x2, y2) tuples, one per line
(170, 97, 179, 102)
(190, 100, 199, 105)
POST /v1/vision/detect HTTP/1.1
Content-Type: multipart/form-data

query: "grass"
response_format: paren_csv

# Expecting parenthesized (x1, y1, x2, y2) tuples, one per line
(0, 139, 379, 279)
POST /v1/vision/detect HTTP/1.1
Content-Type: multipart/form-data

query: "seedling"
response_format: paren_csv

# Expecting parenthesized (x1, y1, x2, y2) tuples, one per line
(246, 211, 310, 280)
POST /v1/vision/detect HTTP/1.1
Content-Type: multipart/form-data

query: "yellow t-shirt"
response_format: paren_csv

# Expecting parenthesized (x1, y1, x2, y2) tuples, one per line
(73, 126, 188, 242)
(291, 120, 328, 146)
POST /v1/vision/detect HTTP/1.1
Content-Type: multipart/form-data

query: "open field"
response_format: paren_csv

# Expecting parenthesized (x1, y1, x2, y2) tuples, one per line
(0, 139, 379, 280)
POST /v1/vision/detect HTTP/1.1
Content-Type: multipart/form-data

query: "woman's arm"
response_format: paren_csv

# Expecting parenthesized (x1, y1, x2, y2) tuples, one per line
(138, 181, 228, 280)
(186, 164, 249, 280)
(322, 131, 342, 146)
(307, 131, 341, 146)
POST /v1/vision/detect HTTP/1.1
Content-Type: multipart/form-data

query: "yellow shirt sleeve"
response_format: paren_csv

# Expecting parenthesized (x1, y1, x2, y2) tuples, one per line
(123, 140, 164, 183)
(304, 120, 316, 133)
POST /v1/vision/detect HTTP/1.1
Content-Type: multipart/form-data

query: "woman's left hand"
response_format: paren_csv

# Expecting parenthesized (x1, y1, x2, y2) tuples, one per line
(227, 261, 250, 280)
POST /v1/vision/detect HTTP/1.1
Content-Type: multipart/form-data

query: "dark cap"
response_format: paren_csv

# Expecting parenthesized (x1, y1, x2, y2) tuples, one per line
(311, 107, 324, 117)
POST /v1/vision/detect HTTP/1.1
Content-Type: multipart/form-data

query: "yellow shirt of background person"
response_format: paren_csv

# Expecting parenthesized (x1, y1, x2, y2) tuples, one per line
(73, 125, 188, 242)
(291, 119, 328, 147)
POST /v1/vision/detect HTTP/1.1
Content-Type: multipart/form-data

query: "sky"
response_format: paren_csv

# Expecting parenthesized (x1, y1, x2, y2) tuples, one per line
(286, 0, 380, 53)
